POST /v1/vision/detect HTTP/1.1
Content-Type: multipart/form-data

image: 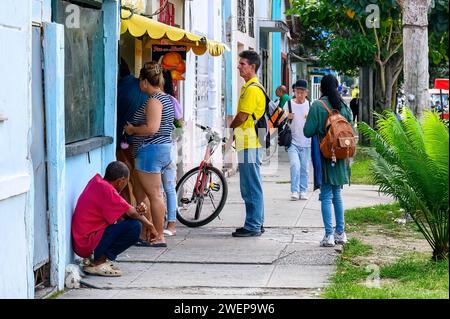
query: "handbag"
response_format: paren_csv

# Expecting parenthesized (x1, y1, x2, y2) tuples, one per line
(278, 100, 293, 148)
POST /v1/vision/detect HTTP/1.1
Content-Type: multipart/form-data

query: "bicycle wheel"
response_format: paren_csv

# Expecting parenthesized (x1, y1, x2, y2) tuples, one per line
(176, 165, 228, 227)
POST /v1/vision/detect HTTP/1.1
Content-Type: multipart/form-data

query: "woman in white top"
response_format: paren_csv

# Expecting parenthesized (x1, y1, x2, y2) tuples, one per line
(287, 80, 312, 200)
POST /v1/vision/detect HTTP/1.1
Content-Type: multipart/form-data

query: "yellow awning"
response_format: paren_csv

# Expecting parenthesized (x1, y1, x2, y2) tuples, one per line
(120, 9, 226, 57)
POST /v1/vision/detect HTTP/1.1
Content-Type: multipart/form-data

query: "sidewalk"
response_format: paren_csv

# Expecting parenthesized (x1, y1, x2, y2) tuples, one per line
(60, 151, 393, 299)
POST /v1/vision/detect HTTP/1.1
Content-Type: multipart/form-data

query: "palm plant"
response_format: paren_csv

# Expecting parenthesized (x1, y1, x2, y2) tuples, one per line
(359, 108, 449, 261)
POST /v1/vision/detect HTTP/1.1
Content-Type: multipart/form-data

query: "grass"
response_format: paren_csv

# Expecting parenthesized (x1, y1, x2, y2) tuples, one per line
(351, 146, 375, 185)
(346, 203, 402, 227)
(345, 203, 424, 235)
(324, 242, 449, 299)
(323, 202, 449, 299)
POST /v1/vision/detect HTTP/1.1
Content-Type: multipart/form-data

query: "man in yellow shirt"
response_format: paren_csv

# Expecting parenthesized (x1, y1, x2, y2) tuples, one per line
(230, 50, 266, 237)
(351, 85, 359, 99)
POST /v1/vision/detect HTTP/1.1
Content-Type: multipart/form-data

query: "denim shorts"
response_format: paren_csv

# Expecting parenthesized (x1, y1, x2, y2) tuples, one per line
(135, 143, 172, 174)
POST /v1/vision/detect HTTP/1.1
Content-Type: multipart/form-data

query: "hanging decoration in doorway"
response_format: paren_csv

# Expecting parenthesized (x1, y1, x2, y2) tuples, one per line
(152, 45, 186, 81)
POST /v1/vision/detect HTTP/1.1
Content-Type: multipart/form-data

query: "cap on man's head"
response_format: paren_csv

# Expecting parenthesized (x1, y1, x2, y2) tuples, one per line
(294, 79, 308, 90)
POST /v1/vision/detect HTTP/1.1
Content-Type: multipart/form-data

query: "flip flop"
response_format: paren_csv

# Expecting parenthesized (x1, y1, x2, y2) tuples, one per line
(163, 229, 176, 237)
(134, 239, 152, 247)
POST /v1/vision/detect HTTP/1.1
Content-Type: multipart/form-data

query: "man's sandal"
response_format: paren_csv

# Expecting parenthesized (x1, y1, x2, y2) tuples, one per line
(83, 262, 122, 277)
(82, 258, 120, 271)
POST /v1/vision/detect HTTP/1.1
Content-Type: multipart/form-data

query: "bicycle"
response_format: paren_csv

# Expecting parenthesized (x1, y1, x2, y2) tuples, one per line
(176, 124, 228, 227)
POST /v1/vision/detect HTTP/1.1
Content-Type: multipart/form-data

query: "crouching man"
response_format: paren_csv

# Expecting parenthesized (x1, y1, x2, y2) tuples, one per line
(71, 161, 158, 277)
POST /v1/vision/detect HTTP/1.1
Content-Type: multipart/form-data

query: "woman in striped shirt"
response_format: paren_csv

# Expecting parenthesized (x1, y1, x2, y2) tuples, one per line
(124, 61, 174, 247)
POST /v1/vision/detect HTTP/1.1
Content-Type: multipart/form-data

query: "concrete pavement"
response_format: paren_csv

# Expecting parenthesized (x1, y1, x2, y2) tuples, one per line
(60, 150, 393, 299)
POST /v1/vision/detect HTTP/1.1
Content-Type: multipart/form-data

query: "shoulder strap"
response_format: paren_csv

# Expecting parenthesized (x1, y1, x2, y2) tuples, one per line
(319, 99, 333, 115)
(248, 82, 268, 121)
(286, 100, 293, 125)
(248, 82, 270, 100)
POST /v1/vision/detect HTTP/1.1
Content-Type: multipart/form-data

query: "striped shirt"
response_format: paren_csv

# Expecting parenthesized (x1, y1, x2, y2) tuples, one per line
(130, 92, 174, 157)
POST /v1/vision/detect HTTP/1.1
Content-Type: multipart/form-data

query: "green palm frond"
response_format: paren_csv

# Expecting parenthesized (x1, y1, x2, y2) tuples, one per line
(422, 111, 449, 176)
(360, 108, 449, 260)
(401, 108, 426, 155)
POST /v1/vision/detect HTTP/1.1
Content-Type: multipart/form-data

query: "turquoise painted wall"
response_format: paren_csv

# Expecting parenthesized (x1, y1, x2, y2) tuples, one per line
(223, 0, 233, 115)
(63, 0, 119, 265)
(271, 0, 282, 101)
(65, 149, 103, 264)
(44, 21, 67, 290)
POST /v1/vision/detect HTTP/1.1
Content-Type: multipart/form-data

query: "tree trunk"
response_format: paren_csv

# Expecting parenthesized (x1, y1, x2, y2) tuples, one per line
(373, 53, 403, 114)
(386, 53, 404, 112)
(400, 0, 431, 118)
(359, 66, 374, 144)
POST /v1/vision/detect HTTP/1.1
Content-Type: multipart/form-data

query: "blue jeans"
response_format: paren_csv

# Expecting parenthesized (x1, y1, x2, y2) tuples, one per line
(287, 145, 311, 193)
(162, 162, 177, 222)
(238, 148, 264, 232)
(135, 143, 172, 174)
(94, 219, 141, 261)
(319, 184, 345, 236)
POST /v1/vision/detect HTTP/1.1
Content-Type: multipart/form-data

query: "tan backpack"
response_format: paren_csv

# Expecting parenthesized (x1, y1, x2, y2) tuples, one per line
(319, 100, 357, 162)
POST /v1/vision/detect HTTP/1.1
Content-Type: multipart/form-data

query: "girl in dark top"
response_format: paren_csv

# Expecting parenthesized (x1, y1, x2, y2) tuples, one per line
(124, 62, 175, 247)
(304, 74, 353, 248)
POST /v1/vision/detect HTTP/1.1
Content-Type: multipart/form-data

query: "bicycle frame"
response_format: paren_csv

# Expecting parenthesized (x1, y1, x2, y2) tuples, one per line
(194, 126, 223, 196)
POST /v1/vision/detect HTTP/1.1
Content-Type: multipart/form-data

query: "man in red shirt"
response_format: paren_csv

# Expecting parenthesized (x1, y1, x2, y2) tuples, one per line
(71, 161, 158, 277)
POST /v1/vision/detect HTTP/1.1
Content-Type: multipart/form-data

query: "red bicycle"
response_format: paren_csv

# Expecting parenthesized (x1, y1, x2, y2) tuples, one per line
(176, 124, 228, 227)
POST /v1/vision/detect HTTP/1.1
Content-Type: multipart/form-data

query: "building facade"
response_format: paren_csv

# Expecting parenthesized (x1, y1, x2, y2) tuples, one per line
(0, 0, 120, 298)
(0, 0, 293, 298)
(120, 0, 225, 175)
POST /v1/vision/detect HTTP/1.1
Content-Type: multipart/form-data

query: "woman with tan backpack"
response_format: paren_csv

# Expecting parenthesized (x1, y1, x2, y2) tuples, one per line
(304, 75, 355, 247)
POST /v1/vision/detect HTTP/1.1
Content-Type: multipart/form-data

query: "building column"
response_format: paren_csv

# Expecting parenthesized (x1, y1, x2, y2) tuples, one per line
(43, 22, 66, 291)
(271, 0, 282, 100)
(102, 0, 120, 171)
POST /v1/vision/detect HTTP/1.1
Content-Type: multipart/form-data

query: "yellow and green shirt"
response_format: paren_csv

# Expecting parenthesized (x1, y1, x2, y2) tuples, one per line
(234, 77, 266, 151)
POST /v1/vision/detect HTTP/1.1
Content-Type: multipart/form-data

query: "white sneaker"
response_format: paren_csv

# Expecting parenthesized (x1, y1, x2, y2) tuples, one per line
(291, 192, 300, 201)
(320, 234, 335, 247)
(299, 192, 309, 200)
(335, 232, 348, 245)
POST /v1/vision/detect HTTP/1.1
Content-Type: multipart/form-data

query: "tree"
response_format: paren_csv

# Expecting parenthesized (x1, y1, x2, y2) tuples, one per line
(360, 109, 449, 260)
(288, 0, 404, 113)
(288, 0, 448, 116)
(398, 0, 432, 118)
(428, 0, 449, 85)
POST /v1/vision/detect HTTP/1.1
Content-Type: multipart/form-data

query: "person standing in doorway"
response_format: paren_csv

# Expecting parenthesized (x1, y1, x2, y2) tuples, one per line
(124, 62, 175, 247)
(161, 70, 182, 237)
(287, 80, 311, 201)
(230, 50, 266, 237)
(116, 58, 152, 246)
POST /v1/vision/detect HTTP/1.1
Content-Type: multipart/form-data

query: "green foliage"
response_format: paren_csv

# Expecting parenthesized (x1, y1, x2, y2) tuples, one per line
(288, 0, 448, 76)
(359, 109, 449, 260)
(320, 34, 377, 76)
(288, 0, 403, 75)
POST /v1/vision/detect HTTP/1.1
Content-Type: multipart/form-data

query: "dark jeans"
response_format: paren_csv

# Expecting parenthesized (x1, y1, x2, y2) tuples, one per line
(94, 219, 141, 261)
